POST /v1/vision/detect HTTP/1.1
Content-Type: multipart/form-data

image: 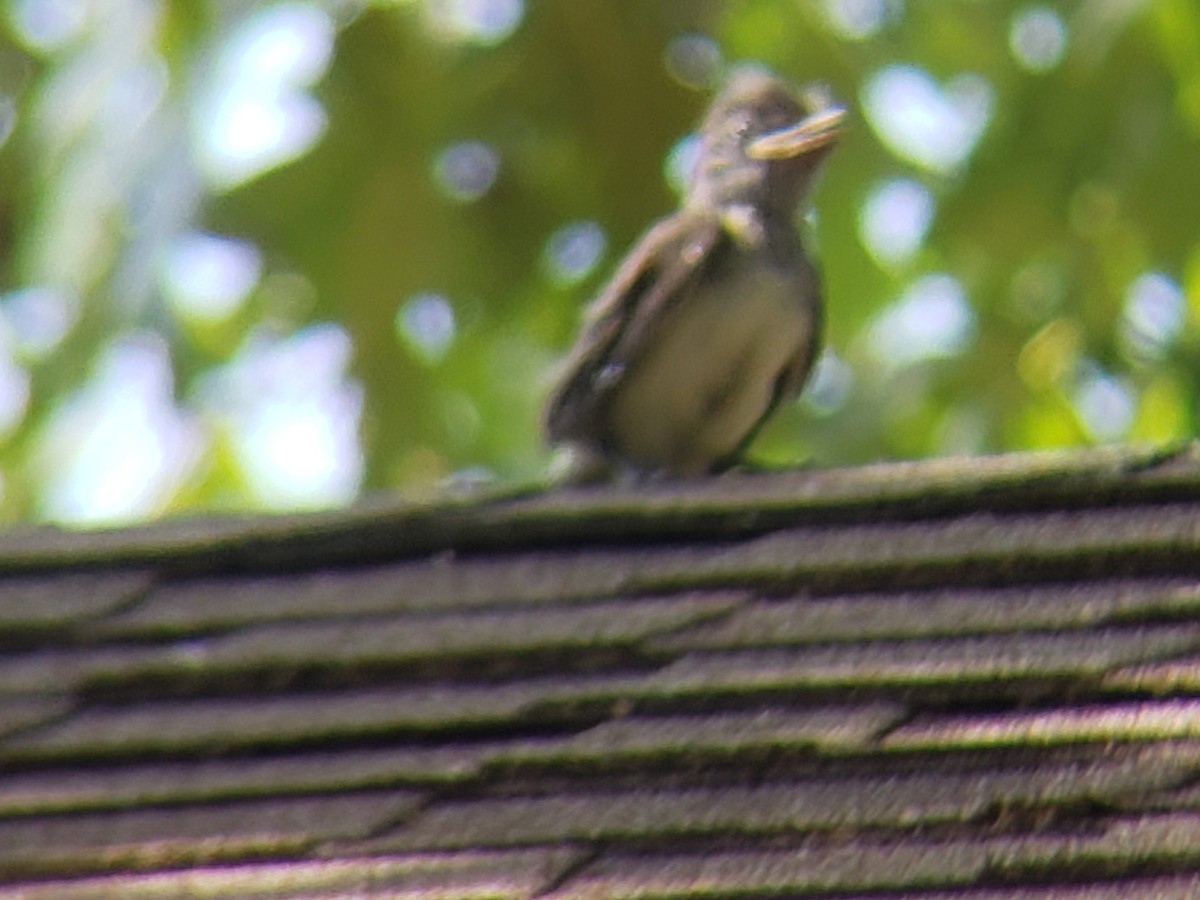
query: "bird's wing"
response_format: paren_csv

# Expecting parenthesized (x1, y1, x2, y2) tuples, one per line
(543, 211, 727, 444)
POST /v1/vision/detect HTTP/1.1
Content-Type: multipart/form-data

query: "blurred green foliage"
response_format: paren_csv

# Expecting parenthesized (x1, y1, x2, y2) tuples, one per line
(0, 0, 1198, 523)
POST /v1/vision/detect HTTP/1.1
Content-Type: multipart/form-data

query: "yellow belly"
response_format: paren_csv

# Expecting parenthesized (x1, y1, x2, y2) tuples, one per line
(607, 265, 809, 475)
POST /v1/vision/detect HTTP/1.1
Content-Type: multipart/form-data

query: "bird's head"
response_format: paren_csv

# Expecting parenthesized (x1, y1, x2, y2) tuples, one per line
(689, 65, 845, 219)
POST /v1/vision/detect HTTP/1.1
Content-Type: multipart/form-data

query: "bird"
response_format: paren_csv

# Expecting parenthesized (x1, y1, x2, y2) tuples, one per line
(543, 64, 845, 481)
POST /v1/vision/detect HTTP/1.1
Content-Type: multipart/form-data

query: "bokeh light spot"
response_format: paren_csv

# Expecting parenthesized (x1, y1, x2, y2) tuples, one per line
(1017, 317, 1082, 391)
(198, 324, 363, 510)
(192, 2, 333, 189)
(803, 348, 854, 415)
(424, 0, 524, 46)
(161, 232, 262, 323)
(1010, 260, 1067, 321)
(543, 221, 607, 286)
(0, 340, 30, 437)
(1121, 270, 1184, 361)
(859, 177, 935, 267)
(7, 0, 88, 53)
(0, 286, 76, 360)
(821, 0, 900, 40)
(862, 64, 993, 174)
(433, 140, 500, 203)
(665, 132, 702, 198)
(1010, 6, 1067, 74)
(1073, 361, 1134, 442)
(664, 33, 723, 90)
(104, 58, 167, 136)
(866, 272, 976, 372)
(397, 292, 457, 363)
(35, 332, 205, 525)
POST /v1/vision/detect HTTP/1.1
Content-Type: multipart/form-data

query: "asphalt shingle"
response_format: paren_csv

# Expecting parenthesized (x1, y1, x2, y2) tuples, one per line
(3, 446, 1200, 896)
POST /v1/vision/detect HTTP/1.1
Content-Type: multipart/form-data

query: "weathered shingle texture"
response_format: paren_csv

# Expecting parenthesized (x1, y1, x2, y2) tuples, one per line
(3, 445, 1200, 897)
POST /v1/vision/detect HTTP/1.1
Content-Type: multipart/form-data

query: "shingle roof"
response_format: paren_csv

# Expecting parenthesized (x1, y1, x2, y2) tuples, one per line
(4, 444, 1200, 897)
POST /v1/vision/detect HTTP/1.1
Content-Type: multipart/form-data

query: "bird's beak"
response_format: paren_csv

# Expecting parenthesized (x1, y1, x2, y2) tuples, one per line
(747, 105, 847, 160)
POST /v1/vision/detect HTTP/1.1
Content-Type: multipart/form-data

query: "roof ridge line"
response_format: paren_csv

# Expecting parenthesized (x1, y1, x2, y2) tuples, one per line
(0, 443, 1194, 575)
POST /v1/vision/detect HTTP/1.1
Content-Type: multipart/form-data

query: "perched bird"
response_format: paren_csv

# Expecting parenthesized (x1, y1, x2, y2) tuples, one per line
(543, 65, 845, 480)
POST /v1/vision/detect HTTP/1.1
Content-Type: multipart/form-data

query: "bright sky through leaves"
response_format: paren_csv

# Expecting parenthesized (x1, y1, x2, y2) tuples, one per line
(0, 0, 1195, 523)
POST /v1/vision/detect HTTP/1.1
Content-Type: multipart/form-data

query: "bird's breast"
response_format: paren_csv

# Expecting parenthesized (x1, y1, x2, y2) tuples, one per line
(606, 255, 815, 475)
